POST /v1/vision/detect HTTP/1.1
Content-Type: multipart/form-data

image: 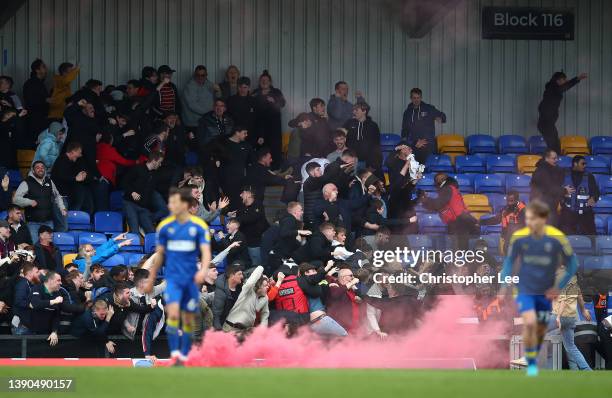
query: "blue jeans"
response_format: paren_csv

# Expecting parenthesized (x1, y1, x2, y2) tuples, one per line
(123, 192, 168, 235)
(559, 317, 592, 370)
(11, 324, 32, 335)
(248, 247, 262, 266)
(310, 315, 348, 337)
(27, 221, 53, 242)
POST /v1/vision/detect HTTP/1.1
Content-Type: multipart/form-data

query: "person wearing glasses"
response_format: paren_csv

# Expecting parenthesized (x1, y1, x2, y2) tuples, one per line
(181, 65, 217, 132)
(559, 155, 600, 235)
(326, 267, 362, 334)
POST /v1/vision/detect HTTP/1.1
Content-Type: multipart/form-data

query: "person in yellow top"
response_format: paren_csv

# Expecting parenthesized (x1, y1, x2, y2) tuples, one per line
(48, 62, 80, 120)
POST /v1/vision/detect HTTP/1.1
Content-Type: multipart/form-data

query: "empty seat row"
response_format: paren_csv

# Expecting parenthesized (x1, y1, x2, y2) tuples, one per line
(54, 232, 142, 252)
(67, 211, 124, 233)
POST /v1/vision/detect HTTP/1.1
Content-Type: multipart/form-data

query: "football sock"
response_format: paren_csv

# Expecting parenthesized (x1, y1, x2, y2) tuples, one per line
(166, 318, 180, 357)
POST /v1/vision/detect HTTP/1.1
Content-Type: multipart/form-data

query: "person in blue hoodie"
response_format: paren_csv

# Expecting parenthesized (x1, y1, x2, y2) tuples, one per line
(33, 121, 65, 171)
(400, 88, 446, 164)
(73, 233, 133, 277)
(327, 81, 365, 131)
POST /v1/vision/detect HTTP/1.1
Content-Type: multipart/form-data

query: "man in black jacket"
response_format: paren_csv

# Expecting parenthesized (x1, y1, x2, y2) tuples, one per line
(293, 222, 339, 266)
(306, 98, 333, 158)
(269, 202, 311, 273)
(537, 71, 587, 153)
(63, 99, 102, 179)
(97, 282, 153, 337)
(302, 161, 340, 229)
(343, 102, 382, 178)
(530, 149, 567, 226)
(51, 142, 94, 215)
(30, 271, 63, 345)
(226, 77, 258, 147)
(11, 262, 40, 335)
(220, 127, 254, 210)
(22, 59, 49, 148)
(212, 262, 244, 330)
(33, 225, 64, 274)
(559, 155, 600, 235)
(213, 218, 251, 267)
(244, 147, 291, 203)
(6, 205, 32, 245)
(71, 79, 106, 126)
(233, 188, 269, 266)
(71, 299, 114, 356)
(122, 152, 167, 235)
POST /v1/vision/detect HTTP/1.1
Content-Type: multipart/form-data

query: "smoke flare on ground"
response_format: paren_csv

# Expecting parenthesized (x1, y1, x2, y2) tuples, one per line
(187, 296, 508, 369)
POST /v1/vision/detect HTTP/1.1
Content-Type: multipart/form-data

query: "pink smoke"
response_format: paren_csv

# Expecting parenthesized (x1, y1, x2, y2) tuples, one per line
(187, 296, 508, 369)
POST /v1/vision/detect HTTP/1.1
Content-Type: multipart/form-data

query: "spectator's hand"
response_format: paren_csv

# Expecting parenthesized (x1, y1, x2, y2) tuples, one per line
(266, 96, 275, 103)
(61, 209, 67, 217)
(409, 215, 418, 223)
(131, 192, 141, 201)
(218, 196, 230, 210)
(187, 132, 195, 140)
(226, 210, 237, 218)
(194, 269, 207, 285)
(215, 161, 221, 168)
(284, 174, 293, 180)
(587, 198, 596, 207)
(415, 139, 428, 149)
(77, 99, 88, 107)
(1, 174, 9, 191)
(229, 241, 241, 249)
(51, 296, 64, 305)
(47, 332, 59, 346)
(208, 201, 218, 211)
(355, 90, 364, 98)
(216, 231, 225, 239)
(364, 222, 379, 231)
(298, 230, 312, 236)
(329, 283, 339, 287)
(123, 130, 136, 137)
(582, 309, 592, 322)
(75, 171, 87, 182)
(118, 239, 133, 248)
(108, 117, 117, 125)
(257, 137, 264, 145)
(114, 232, 127, 241)
(375, 330, 388, 340)
(434, 117, 442, 123)
(30, 200, 38, 207)
(105, 341, 116, 354)
(564, 185, 575, 195)
(367, 185, 377, 195)
(323, 212, 329, 221)
(19, 109, 28, 117)
(106, 305, 115, 321)
(578, 73, 588, 80)
(327, 267, 339, 276)
(276, 272, 286, 284)
(354, 295, 362, 303)
(201, 285, 207, 293)
(0, 301, 8, 314)
(125, 324, 136, 334)
(84, 290, 92, 300)
(556, 315, 561, 329)
(0, 100, 11, 107)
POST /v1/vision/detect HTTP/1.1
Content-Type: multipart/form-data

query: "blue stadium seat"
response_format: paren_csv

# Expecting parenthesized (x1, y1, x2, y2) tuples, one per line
(407, 235, 433, 250)
(102, 254, 126, 268)
(185, 151, 199, 166)
(111, 232, 142, 252)
(449, 174, 474, 193)
(505, 174, 531, 194)
(425, 154, 454, 173)
(590, 136, 612, 155)
(455, 155, 486, 173)
(418, 213, 447, 234)
(567, 235, 593, 256)
(381, 134, 401, 148)
(7, 169, 22, 190)
(415, 173, 437, 193)
(0, 211, 6, 220)
(608, 216, 612, 234)
(498, 135, 528, 154)
(557, 156, 572, 169)
(125, 253, 146, 265)
(583, 255, 612, 270)
(466, 134, 497, 154)
(474, 174, 505, 194)
(486, 193, 507, 213)
(595, 236, 612, 255)
(109, 191, 124, 211)
(595, 215, 606, 235)
(78, 232, 107, 247)
(528, 135, 547, 155)
(479, 214, 502, 235)
(144, 233, 157, 254)
(53, 232, 77, 252)
(596, 175, 612, 195)
(593, 195, 612, 215)
(94, 211, 124, 234)
(584, 155, 610, 174)
(486, 155, 517, 173)
(67, 211, 91, 231)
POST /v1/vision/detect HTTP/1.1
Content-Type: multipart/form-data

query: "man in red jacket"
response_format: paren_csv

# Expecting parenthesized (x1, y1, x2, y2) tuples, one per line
(327, 267, 362, 334)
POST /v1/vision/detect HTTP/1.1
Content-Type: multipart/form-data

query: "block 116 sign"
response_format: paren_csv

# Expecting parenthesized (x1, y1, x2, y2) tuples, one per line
(482, 7, 574, 40)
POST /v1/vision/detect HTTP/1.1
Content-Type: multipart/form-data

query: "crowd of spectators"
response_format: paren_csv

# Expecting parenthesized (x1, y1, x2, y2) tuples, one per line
(0, 59, 610, 369)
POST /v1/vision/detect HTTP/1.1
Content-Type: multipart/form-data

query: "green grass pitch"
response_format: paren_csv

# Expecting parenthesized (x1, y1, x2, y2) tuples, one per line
(1, 367, 612, 397)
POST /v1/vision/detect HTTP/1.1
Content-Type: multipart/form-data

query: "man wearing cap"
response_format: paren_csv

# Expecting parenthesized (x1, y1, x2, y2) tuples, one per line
(226, 77, 259, 147)
(157, 65, 180, 114)
(32, 121, 66, 170)
(13, 160, 66, 239)
(0, 219, 17, 267)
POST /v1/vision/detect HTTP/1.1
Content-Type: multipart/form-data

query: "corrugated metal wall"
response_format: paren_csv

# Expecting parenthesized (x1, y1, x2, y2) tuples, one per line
(1, 0, 610, 137)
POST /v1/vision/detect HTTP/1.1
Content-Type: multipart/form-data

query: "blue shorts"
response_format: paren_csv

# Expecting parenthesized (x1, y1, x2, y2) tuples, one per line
(163, 280, 200, 312)
(515, 294, 551, 320)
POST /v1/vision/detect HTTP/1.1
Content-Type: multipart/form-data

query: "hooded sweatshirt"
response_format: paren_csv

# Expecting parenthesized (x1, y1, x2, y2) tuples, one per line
(400, 101, 446, 145)
(343, 116, 382, 172)
(33, 127, 65, 170)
